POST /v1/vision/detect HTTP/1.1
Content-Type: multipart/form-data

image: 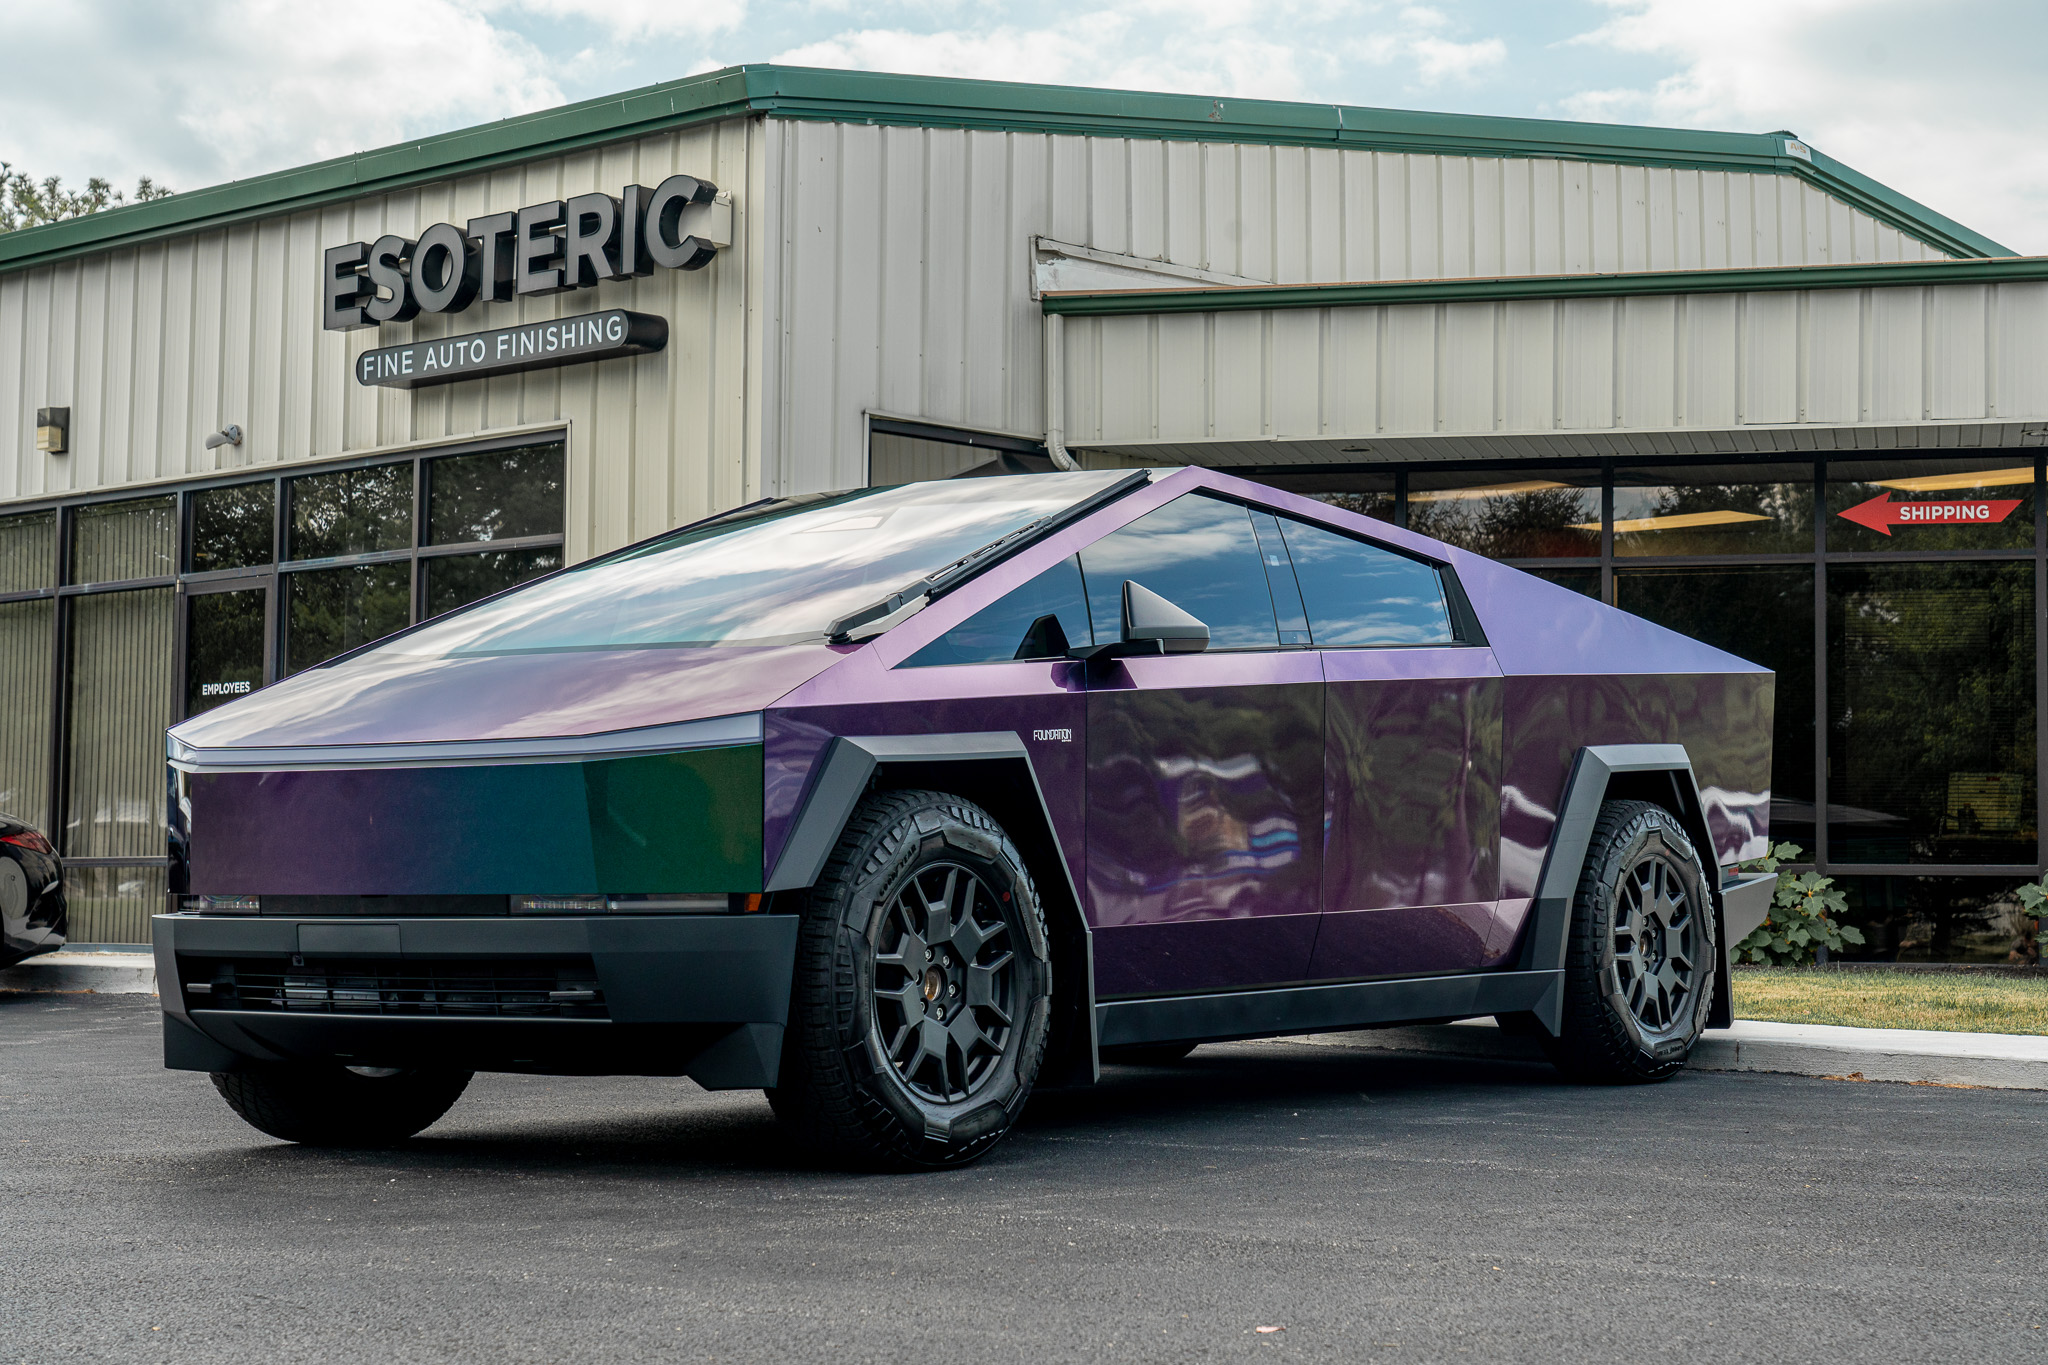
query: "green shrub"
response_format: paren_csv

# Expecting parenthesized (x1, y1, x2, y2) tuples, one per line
(1733, 842, 1866, 966)
(2011, 880, 2044, 967)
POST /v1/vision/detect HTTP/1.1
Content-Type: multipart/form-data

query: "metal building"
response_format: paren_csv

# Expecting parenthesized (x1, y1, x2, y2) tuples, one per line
(2, 65, 2043, 957)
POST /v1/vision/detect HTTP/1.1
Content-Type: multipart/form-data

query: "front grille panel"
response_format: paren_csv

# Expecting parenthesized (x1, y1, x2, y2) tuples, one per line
(184, 956, 607, 1019)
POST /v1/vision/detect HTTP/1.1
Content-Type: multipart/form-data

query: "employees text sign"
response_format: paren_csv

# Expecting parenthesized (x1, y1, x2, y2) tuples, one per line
(354, 310, 666, 389)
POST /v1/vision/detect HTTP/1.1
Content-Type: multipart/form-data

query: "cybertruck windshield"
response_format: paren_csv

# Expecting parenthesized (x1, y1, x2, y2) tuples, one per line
(378, 471, 1138, 656)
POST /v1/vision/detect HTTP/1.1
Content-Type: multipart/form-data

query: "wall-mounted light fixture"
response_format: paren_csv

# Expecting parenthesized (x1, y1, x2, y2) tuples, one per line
(35, 407, 68, 454)
(203, 424, 243, 451)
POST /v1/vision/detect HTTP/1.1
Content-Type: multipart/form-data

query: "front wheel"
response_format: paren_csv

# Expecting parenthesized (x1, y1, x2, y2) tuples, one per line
(767, 789, 1052, 1169)
(1543, 800, 1717, 1084)
(210, 1065, 472, 1145)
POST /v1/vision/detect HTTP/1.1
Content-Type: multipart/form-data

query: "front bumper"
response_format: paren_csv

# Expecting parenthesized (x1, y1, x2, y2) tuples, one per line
(152, 912, 798, 1089)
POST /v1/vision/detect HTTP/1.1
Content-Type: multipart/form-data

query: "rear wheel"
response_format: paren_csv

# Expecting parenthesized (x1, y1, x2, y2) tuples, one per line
(768, 789, 1052, 1169)
(210, 1065, 471, 1145)
(1543, 800, 1716, 1084)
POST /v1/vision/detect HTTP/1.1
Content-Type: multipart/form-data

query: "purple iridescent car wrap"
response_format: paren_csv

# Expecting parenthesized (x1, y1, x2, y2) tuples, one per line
(156, 467, 1779, 1165)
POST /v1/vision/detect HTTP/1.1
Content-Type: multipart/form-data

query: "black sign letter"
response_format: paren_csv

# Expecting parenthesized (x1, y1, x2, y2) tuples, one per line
(645, 175, 718, 271)
(467, 212, 517, 303)
(364, 236, 420, 324)
(515, 201, 566, 296)
(412, 222, 481, 314)
(617, 184, 654, 278)
(563, 192, 621, 289)
(323, 242, 374, 330)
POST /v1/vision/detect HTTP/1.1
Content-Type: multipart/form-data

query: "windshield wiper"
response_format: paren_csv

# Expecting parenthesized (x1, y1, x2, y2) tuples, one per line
(824, 471, 1149, 644)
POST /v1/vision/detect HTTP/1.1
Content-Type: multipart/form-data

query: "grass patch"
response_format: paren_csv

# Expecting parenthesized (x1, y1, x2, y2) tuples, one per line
(1733, 968, 2048, 1035)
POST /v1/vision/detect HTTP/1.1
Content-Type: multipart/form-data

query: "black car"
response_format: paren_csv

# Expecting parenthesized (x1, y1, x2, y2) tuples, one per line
(0, 815, 66, 968)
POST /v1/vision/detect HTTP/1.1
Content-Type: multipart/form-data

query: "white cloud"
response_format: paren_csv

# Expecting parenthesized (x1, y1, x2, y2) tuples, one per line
(483, 0, 749, 41)
(773, 1, 1506, 104)
(1565, 0, 2048, 253)
(0, 0, 563, 192)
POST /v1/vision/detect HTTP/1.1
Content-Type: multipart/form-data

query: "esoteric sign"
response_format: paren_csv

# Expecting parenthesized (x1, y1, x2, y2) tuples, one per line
(322, 174, 726, 331)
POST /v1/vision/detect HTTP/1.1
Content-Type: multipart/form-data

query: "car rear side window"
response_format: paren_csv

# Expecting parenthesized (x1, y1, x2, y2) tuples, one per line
(1079, 494, 1280, 650)
(901, 555, 1095, 666)
(1275, 517, 1455, 646)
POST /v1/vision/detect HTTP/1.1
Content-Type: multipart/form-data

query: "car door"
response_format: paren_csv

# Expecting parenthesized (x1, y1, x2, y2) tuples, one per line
(1271, 515, 1508, 980)
(1079, 493, 1325, 998)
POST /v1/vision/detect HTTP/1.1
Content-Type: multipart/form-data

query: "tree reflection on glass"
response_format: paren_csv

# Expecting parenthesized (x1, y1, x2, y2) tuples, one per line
(1405, 476, 1599, 558)
(288, 464, 412, 561)
(285, 562, 410, 674)
(1828, 562, 2035, 866)
(1612, 466, 1813, 556)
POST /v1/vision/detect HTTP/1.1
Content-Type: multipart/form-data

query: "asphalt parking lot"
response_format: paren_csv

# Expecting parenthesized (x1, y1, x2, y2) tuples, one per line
(2, 994, 2043, 1364)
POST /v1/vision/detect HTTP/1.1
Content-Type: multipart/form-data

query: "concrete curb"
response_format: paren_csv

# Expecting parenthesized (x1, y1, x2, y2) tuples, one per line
(0, 951, 158, 995)
(1275, 1017, 2048, 1090)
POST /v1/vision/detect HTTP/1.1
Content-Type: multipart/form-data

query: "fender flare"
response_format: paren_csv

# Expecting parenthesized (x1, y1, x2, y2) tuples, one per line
(764, 731, 1099, 1084)
(1521, 743, 1765, 1035)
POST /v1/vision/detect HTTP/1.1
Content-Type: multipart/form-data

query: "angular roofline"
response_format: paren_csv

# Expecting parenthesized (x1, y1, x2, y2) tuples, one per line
(0, 64, 2011, 278)
(1040, 253, 2048, 316)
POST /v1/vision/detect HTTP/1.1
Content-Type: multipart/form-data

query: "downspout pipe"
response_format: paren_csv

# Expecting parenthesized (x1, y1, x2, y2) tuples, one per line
(1043, 312, 1079, 470)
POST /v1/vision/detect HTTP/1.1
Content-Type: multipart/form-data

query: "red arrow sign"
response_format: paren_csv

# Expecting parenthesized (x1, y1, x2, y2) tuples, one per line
(1838, 492, 2023, 536)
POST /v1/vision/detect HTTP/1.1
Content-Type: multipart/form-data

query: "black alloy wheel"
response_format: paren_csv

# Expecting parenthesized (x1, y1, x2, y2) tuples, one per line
(1544, 799, 1717, 1084)
(1610, 844, 1704, 1036)
(769, 789, 1052, 1169)
(872, 861, 1021, 1103)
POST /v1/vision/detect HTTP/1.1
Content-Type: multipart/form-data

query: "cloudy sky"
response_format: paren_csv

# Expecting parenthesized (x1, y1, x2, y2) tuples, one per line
(5, 0, 2045, 252)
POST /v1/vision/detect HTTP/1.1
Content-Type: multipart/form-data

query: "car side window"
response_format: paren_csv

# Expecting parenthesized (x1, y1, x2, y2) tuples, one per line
(1275, 516, 1456, 646)
(900, 555, 1095, 667)
(1079, 493, 1280, 650)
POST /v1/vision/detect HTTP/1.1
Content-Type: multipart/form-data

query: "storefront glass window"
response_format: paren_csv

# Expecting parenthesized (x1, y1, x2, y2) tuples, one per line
(1615, 566, 1817, 850)
(422, 548, 563, 620)
(72, 497, 174, 583)
(189, 482, 275, 572)
(426, 443, 566, 545)
(1247, 472, 1398, 525)
(286, 563, 410, 674)
(1827, 562, 2035, 865)
(1824, 459, 2036, 553)
(1835, 876, 2035, 963)
(64, 865, 168, 949)
(288, 463, 413, 560)
(1612, 464, 1813, 556)
(0, 599, 53, 830)
(186, 589, 269, 716)
(0, 510, 56, 593)
(1405, 470, 1600, 558)
(64, 587, 176, 861)
(1520, 567, 1600, 597)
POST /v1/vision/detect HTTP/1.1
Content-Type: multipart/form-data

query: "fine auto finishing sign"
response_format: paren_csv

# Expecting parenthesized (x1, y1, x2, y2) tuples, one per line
(1838, 492, 2024, 536)
(355, 310, 667, 389)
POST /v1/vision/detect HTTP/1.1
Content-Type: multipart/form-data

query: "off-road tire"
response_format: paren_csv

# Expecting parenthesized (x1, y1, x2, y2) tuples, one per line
(1100, 1042, 1199, 1067)
(210, 1066, 472, 1145)
(767, 789, 1052, 1169)
(1543, 800, 1717, 1084)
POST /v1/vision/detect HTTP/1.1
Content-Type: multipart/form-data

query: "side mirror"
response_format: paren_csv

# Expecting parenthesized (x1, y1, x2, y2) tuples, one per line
(1069, 580, 1209, 662)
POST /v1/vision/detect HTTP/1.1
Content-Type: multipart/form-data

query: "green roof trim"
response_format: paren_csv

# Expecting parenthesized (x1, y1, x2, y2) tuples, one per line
(0, 65, 2010, 278)
(1039, 254, 2048, 316)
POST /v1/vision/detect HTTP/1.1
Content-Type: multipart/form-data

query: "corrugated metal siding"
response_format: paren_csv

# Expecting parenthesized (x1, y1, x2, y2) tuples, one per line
(760, 123, 1949, 493)
(0, 118, 764, 563)
(1062, 281, 2048, 446)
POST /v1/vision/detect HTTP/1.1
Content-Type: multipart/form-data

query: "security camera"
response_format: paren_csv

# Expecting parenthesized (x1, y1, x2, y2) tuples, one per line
(203, 424, 243, 450)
